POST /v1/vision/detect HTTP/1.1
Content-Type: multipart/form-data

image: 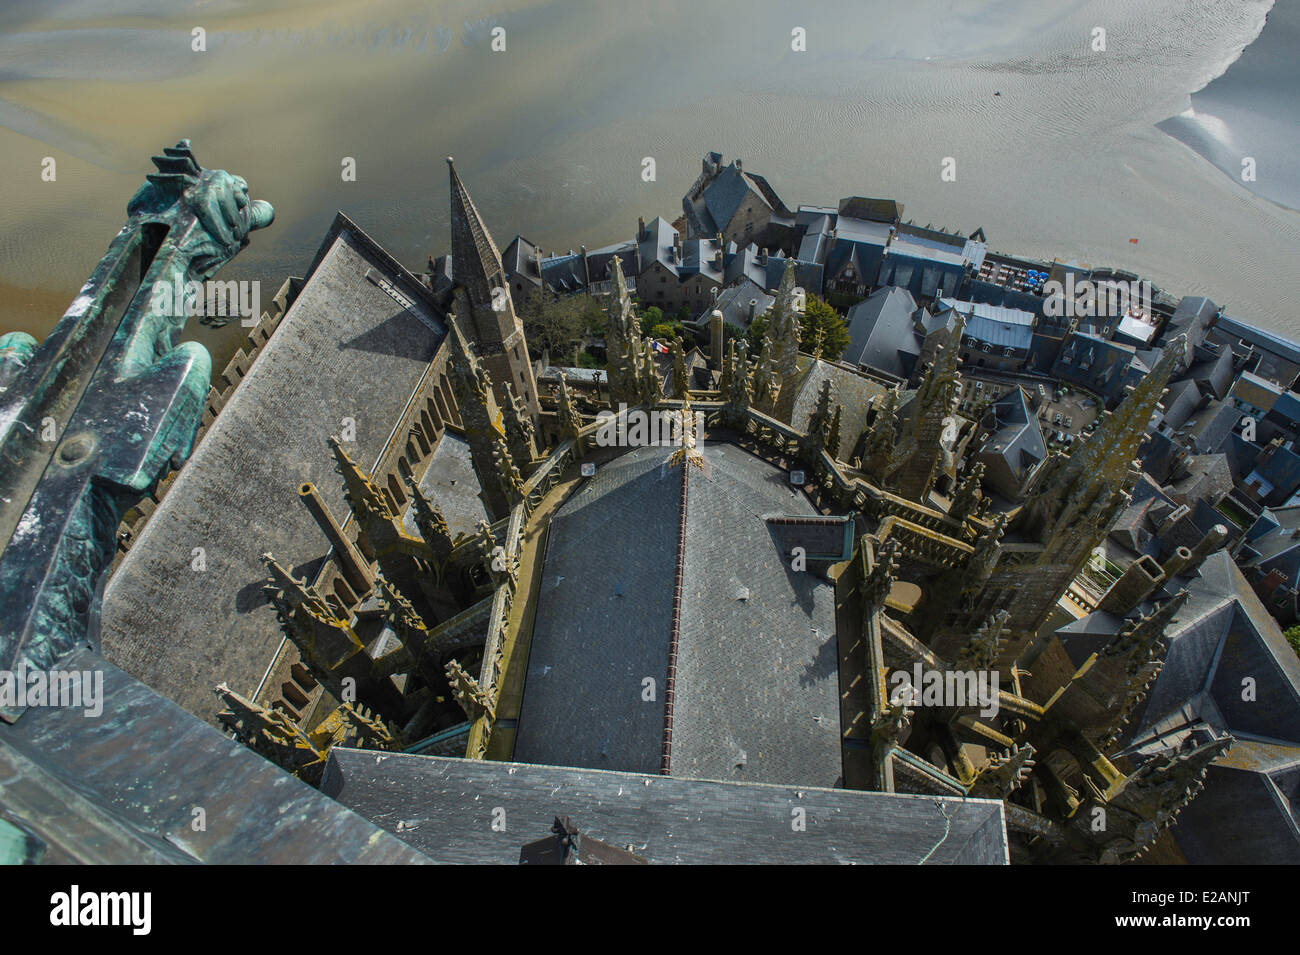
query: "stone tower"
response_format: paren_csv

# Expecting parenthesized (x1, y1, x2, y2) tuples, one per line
(976, 344, 1180, 661)
(446, 321, 515, 520)
(888, 313, 964, 502)
(447, 157, 540, 420)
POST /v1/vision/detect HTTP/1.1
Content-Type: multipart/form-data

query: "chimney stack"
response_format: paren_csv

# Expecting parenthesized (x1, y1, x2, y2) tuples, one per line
(1098, 554, 1166, 617)
(1161, 545, 1194, 579)
(710, 310, 724, 369)
(1186, 524, 1230, 573)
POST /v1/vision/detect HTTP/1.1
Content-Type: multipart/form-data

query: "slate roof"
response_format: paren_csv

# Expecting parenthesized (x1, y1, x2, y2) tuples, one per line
(514, 442, 844, 787)
(670, 443, 842, 786)
(1159, 377, 1203, 431)
(696, 278, 773, 332)
(781, 359, 889, 459)
(101, 214, 446, 722)
(976, 387, 1046, 494)
(703, 164, 766, 233)
(938, 297, 1034, 352)
(322, 749, 1009, 864)
(1231, 370, 1283, 414)
(1164, 295, 1217, 350)
(514, 448, 679, 775)
(1053, 332, 1142, 401)
(0, 647, 429, 864)
(1056, 551, 1300, 862)
(844, 286, 923, 379)
(402, 433, 489, 541)
(1180, 398, 1240, 454)
(1212, 314, 1300, 367)
(638, 216, 680, 278)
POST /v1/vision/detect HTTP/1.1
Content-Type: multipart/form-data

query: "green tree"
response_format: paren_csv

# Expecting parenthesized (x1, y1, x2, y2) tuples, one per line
(800, 295, 851, 362)
(519, 290, 602, 360)
(639, 306, 664, 336)
(1285, 624, 1300, 658)
(745, 314, 769, 351)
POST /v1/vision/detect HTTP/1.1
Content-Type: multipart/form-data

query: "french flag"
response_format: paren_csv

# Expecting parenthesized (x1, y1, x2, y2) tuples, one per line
(649, 339, 670, 354)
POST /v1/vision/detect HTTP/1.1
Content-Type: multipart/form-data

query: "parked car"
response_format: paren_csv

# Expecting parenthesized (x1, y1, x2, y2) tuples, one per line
(1053, 413, 1062, 425)
(1065, 417, 1073, 429)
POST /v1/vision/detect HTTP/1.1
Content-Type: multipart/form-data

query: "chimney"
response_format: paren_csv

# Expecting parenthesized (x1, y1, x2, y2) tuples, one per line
(580, 246, 590, 286)
(749, 298, 759, 322)
(638, 216, 646, 241)
(672, 233, 682, 260)
(1098, 554, 1166, 616)
(1186, 524, 1230, 572)
(1161, 545, 1194, 579)
(715, 248, 724, 269)
(735, 158, 743, 172)
(710, 309, 724, 369)
(759, 247, 769, 266)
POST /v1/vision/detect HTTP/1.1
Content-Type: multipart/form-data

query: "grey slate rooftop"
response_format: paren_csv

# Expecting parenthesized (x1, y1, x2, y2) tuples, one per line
(781, 358, 888, 460)
(403, 433, 489, 541)
(101, 214, 445, 722)
(322, 749, 1008, 864)
(513, 447, 679, 775)
(844, 286, 923, 380)
(1059, 551, 1300, 862)
(514, 441, 844, 787)
(0, 648, 429, 864)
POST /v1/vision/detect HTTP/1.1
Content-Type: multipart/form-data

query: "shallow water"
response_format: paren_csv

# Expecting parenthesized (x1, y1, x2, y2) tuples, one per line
(0, 0, 1296, 371)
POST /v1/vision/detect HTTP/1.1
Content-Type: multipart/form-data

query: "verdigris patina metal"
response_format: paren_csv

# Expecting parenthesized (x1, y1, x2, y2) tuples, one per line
(0, 141, 273, 719)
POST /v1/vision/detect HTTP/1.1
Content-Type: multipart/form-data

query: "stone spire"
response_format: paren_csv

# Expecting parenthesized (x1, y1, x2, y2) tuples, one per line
(723, 339, 752, 420)
(803, 376, 835, 456)
(958, 608, 1010, 671)
(889, 314, 964, 502)
(404, 474, 454, 566)
(376, 575, 442, 687)
(446, 157, 539, 418)
(863, 538, 900, 611)
(604, 256, 641, 405)
(326, 437, 426, 586)
(556, 370, 584, 445)
(446, 657, 493, 722)
(1070, 729, 1231, 865)
(960, 512, 1006, 606)
(501, 380, 537, 470)
(491, 431, 525, 508)
(446, 320, 512, 520)
(950, 461, 986, 522)
(769, 259, 802, 392)
(261, 553, 389, 713)
(1020, 343, 1177, 542)
(670, 338, 689, 398)
(751, 334, 780, 413)
(826, 404, 843, 459)
(864, 385, 900, 476)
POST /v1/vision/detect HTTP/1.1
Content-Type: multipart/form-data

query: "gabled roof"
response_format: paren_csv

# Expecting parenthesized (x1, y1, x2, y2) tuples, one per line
(703, 164, 767, 232)
(514, 442, 844, 787)
(322, 749, 1008, 864)
(938, 297, 1034, 352)
(844, 285, 922, 379)
(978, 387, 1046, 479)
(637, 216, 680, 278)
(101, 214, 446, 722)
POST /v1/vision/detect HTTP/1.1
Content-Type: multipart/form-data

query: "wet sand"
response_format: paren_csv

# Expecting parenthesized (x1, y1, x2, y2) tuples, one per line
(0, 0, 1296, 371)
